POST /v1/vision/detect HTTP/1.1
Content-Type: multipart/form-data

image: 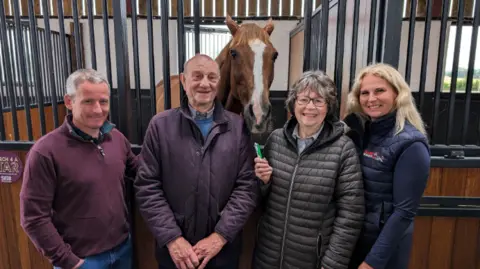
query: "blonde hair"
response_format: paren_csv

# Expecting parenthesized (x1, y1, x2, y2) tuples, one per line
(347, 63, 427, 136)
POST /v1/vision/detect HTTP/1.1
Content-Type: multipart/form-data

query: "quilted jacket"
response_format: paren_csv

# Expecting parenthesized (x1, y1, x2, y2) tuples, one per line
(252, 117, 365, 269)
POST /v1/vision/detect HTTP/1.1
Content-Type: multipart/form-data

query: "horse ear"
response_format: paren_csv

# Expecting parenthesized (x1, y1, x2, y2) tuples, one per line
(226, 14, 239, 36)
(264, 18, 274, 35)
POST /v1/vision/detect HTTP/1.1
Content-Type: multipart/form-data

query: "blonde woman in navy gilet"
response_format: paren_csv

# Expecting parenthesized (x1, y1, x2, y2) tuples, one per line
(343, 63, 430, 269)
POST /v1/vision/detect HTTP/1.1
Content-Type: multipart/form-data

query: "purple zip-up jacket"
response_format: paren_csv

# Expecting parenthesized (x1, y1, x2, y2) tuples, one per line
(134, 98, 259, 267)
(20, 116, 138, 269)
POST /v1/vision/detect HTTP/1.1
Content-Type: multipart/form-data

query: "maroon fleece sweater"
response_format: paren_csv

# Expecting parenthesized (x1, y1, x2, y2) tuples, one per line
(20, 119, 138, 269)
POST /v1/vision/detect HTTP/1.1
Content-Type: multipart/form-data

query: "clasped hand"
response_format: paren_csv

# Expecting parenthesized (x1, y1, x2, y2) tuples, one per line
(167, 233, 226, 269)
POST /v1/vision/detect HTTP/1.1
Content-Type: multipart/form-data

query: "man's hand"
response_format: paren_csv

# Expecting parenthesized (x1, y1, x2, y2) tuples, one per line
(166, 237, 199, 269)
(72, 259, 84, 269)
(359, 261, 374, 269)
(192, 233, 227, 269)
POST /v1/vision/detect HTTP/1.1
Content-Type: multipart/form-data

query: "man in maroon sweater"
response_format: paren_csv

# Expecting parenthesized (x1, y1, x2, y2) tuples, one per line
(20, 69, 138, 269)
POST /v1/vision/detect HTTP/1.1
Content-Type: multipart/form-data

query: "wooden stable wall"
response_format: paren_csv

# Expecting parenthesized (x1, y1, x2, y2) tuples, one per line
(408, 168, 480, 269)
(0, 105, 67, 269)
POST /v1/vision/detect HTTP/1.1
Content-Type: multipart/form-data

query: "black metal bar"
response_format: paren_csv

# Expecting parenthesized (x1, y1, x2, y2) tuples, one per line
(431, 0, 450, 143)
(349, 0, 360, 89)
(421, 196, 480, 207)
(418, 0, 433, 112)
(194, 0, 201, 53)
(375, 0, 385, 63)
(302, 0, 313, 71)
(87, 0, 97, 69)
(42, 0, 59, 129)
(417, 207, 480, 218)
(367, 0, 377, 64)
(334, 0, 346, 110)
(177, 0, 186, 101)
(113, 0, 133, 139)
(160, 0, 171, 111)
(446, 0, 465, 145)
(28, 0, 46, 135)
(130, 0, 142, 143)
(319, 0, 329, 70)
(405, 0, 417, 84)
(102, 0, 113, 121)
(0, 53, 5, 141)
(462, 0, 480, 145)
(72, 0, 82, 69)
(146, 0, 156, 117)
(56, 0, 69, 81)
(12, 0, 33, 140)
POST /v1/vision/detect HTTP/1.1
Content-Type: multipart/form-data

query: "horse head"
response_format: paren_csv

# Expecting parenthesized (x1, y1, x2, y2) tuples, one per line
(216, 15, 277, 135)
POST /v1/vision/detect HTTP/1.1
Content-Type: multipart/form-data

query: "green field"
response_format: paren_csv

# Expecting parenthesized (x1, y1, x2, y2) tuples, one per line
(443, 76, 480, 93)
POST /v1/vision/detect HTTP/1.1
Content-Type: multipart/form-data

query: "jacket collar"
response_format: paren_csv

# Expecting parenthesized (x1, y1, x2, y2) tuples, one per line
(179, 95, 228, 124)
(62, 114, 114, 143)
(283, 116, 344, 155)
(367, 110, 397, 137)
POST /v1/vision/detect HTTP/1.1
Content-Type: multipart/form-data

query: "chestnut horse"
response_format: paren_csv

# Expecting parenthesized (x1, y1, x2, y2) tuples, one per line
(155, 15, 278, 135)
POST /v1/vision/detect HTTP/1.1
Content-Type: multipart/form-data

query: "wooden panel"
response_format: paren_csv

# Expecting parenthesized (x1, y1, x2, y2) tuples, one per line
(3, 0, 11, 16)
(452, 0, 474, 17)
(226, 0, 235, 16)
(259, 0, 267, 17)
(63, 0, 72, 16)
(3, 105, 67, 141)
(237, 0, 246, 16)
(51, 0, 58, 16)
(293, 0, 302, 16)
(184, 0, 191, 17)
(21, 0, 29, 15)
(281, 0, 290, 16)
(171, 0, 177, 17)
(271, 0, 279, 16)
(204, 0, 213, 16)
(215, 0, 224, 17)
(248, 0, 256, 16)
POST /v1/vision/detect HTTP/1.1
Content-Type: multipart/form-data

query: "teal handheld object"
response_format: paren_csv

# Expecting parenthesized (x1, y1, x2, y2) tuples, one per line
(254, 142, 263, 158)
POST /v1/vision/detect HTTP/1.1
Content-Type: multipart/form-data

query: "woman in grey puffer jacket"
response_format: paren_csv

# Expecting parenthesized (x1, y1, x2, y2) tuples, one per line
(252, 70, 365, 269)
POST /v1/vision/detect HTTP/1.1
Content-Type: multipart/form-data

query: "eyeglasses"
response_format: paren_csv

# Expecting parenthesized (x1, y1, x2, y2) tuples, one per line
(296, 96, 327, 107)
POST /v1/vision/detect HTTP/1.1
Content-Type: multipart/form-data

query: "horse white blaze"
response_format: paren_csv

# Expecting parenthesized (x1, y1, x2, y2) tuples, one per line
(249, 38, 266, 125)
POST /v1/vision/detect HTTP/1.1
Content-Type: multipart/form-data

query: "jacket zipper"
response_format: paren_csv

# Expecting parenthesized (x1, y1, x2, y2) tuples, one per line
(279, 156, 301, 269)
(91, 140, 105, 157)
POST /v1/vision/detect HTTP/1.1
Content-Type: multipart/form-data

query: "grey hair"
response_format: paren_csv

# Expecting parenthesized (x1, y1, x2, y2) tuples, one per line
(65, 69, 110, 98)
(286, 70, 339, 121)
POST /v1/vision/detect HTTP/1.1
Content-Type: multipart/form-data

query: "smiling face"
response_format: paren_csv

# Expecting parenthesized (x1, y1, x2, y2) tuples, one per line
(181, 56, 220, 112)
(64, 81, 110, 136)
(294, 89, 328, 132)
(359, 74, 398, 120)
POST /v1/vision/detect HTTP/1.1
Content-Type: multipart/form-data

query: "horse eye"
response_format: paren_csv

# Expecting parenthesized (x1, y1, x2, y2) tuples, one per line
(230, 49, 237, 58)
(273, 52, 278, 60)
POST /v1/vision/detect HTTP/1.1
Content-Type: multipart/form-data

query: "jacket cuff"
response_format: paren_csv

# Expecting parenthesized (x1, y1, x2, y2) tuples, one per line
(55, 251, 80, 269)
(365, 254, 384, 269)
(214, 224, 234, 243)
(158, 230, 183, 248)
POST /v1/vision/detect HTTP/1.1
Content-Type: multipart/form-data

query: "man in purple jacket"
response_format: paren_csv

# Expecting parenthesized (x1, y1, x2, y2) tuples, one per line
(134, 54, 259, 269)
(20, 69, 138, 269)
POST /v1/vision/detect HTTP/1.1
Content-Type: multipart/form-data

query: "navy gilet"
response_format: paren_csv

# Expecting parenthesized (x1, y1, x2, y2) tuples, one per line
(360, 111, 429, 236)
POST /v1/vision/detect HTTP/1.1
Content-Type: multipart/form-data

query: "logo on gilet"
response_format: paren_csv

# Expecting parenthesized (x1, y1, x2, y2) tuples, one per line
(363, 150, 384, 162)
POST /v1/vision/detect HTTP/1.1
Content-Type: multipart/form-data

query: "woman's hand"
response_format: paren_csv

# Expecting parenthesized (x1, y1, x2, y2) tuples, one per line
(254, 157, 272, 184)
(358, 262, 374, 269)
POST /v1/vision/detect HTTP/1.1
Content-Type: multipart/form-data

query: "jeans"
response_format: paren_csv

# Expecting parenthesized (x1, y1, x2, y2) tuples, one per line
(54, 235, 132, 269)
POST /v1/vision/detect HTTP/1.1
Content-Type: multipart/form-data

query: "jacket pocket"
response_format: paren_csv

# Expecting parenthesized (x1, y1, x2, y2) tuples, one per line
(316, 232, 323, 268)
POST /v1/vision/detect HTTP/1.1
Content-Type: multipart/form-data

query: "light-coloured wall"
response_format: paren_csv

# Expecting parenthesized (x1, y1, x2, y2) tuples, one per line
(36, 18, 298, 91)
